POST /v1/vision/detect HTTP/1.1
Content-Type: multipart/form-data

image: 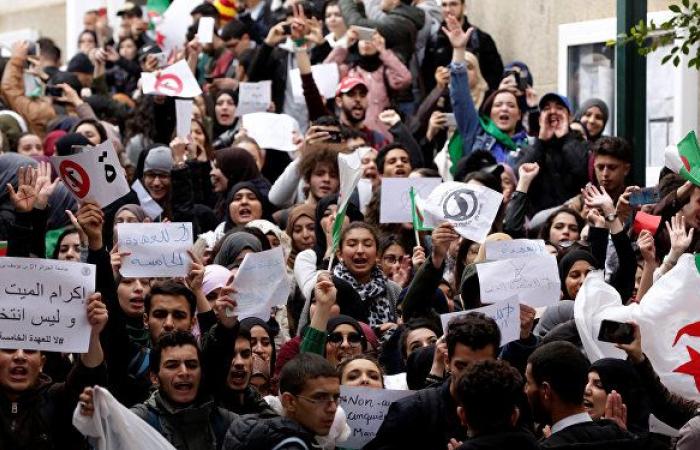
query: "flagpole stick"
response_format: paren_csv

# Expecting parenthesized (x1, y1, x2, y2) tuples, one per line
(414, 227, 420, 248)
(327, 252, 335, 271)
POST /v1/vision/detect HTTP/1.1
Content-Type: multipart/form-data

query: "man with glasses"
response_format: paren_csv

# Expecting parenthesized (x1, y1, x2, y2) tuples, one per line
(224, 352, 340, 449)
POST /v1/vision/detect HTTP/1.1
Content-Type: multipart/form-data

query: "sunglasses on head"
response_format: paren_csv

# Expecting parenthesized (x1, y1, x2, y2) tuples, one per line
(327, 331, 363, 345)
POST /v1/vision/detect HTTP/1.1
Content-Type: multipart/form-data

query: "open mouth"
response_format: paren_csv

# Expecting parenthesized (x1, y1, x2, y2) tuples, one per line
(352, 257, 368, 268)
(173, 381, 193, 392)
(238, 207, 252, 219)
(548, 115, 561, 128)
(229, 370, 248, 384)
(130, 296, 144, 307)
(394, 169, 407, 176)
(9, 366, 28, 380)
(583, 399, 594, 409)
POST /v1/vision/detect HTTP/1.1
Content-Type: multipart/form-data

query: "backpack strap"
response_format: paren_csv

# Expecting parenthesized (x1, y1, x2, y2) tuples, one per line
(142, 406, 163, 435)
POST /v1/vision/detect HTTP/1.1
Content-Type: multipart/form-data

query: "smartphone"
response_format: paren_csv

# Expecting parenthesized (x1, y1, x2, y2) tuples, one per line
(327, 130, 343, 143)
(282, 24, 292, 35)
(355, 26, 376, 41)
(444, 113, 457, 128)
(152, 52, 168, 68)
(629, 187, 660, 207)
(45, 85, 63, 97)
(598, 320, 635, 345)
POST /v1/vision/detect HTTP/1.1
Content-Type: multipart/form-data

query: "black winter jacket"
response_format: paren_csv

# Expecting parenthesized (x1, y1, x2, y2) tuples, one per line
(223, 414, 319, 450)
(515, 134, 589, 214)
(540, 420, 649, 450)
(457, 430, 539, 450)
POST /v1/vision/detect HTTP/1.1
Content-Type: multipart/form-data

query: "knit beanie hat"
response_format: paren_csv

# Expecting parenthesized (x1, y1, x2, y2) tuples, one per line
(143, 146, 172, 173)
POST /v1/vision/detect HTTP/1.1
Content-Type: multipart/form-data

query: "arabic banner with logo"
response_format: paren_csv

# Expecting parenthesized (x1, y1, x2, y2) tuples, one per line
(575, 257, 700, 400)
(0, 257, 95, 353)
(421, 181, 503, 243)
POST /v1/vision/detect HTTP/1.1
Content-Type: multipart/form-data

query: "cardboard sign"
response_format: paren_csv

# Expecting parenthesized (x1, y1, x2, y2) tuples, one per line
(339, 386, 414, 449)
(0, 257, 95, 353)
(633, 211, 662, 235)
(231, 247, 290, 320)
(117, 222, 193, 277)
(379, 177, 442, 223)
(141, 59, 203, 98)
(289, 63, 339, 103)
(477, 255, 561, 308)
(440, 296, 520, 345)
(50, 140, 130, 208)
(242, 112, 299, 151)
(237, 81, 272, 116)
(485, 239, 547, 261)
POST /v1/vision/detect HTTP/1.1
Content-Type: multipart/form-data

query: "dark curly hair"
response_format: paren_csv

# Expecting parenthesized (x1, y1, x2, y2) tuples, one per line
(456, 359, 523, 434)
(446, 312, 501, 358)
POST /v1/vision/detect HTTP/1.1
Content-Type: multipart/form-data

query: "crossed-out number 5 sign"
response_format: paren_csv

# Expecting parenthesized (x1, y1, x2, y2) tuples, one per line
(51, 140, 130, 208)
(141, 60, 202, 98)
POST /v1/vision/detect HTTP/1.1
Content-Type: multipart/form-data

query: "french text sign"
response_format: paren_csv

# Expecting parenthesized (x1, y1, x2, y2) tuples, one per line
(477, 255, 560, 308)
(379, 177, 441, 223)
(485, 239, 547, 261)
(0, 257, 95, 352)
(339, 386, 414, 449)
(50, 140, 130, 208)
(440, 296, 520, 345)
(118, 222, 193, 277)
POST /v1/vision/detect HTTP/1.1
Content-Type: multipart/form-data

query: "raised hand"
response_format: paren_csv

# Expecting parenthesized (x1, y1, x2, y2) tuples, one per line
(213, 285, 239, 329)
(516, 162, 539, 193)
(582, 183, 615, 216)
(427, 111, 447, 141)
(434, 66, 449, 89)
(86, 292, 108, 335)
(75, 201, 104, 250)
(35, 161, 60, 209)
(431, 222, 460, 267)
(519, 304, 536, 340)
(378, 109, 401, 128)
(615, 321, 643, 364)
(186, 249, 204, 293)
(665, 213, 694, 257)
(637, 230, 656, 263)
(313, 271, 337, 309)
(603, 390, 628, 431)
(441, 15, 473, 49)
(412, 245, 426, 269)
(78, 387, 96, 417)
(6, 165, 38, 213)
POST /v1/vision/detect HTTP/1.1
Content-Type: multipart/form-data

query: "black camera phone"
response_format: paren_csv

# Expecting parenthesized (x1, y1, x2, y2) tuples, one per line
(598, 320, 635, 345)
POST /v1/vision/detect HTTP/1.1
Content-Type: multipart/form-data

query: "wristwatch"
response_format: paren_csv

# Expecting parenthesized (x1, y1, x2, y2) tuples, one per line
(604, 212, 618, 222)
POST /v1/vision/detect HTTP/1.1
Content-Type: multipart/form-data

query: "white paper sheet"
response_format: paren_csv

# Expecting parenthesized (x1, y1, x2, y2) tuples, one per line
(118, 222, 193, 277)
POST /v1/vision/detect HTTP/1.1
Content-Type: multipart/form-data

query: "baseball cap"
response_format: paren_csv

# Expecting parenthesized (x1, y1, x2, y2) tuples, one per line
(539, 92, 572, 114)
(117, 2, 143, 18)
(336, 76, 368, 97)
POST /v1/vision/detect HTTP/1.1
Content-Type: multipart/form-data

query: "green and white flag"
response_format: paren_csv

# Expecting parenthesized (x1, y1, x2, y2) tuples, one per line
(666, 131, 700, 186)
(409, 186, 434, 231)
(330, 152, 363, 255)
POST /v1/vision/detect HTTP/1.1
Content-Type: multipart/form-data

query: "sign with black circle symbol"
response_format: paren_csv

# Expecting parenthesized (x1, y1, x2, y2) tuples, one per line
(442, 188, 478, 222)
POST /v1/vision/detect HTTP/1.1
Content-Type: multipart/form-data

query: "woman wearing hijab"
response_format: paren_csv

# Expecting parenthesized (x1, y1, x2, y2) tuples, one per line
(559, 249, 598, 300)
(286, 204, 316, 270)
(210, 146, 270, 219)
(211, 89, 240, 148)
(575, 98, 609, 143)
(220, 181, 272, 233)
(213, 230, 264, 270)
(240, 317, 278, 376)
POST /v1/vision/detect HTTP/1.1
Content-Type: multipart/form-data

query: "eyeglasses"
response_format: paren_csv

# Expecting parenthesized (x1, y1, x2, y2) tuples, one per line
(327, 332, 362, 347)
(382, 255, 400, 264)
(295, 393, 341, 406)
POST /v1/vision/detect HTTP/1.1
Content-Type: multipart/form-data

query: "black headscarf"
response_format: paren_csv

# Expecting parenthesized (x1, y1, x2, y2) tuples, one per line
(240, 317, 278, 375)
(212, 89, 239, 139)
(326, 314, 367, 353)
(558, 249, 598, 299)
(590, 358, 651, 433)
(213, 231, 263, 269)
(223, 181, 272, 231)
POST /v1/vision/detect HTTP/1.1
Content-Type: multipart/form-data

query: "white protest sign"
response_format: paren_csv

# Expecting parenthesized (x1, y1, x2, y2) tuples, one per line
(0, 257, 95, 353)
(339, 386, 414, 449)
(289, 63, 339, 103)
(379, 177, 441, 223)
(117, 223, 193, 277)
(197, 16, 215, 44)
(477, 255, 560, 308)
(422, 181, 502, 243)
(231, 246, 290, 320)
(237, 81, 271, 116)
(440, 296, 520, 345)
(141, 59, 203, 98)
(242, 112, 299, 151)
(175, 99, 193, 138)
(131, 179, 164, 220)
(50, 140, 130, 208)
(485, 239, 547, 261)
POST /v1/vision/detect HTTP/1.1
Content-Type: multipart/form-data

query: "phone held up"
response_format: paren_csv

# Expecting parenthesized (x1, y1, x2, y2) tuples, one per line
(597, 319, 635, 345)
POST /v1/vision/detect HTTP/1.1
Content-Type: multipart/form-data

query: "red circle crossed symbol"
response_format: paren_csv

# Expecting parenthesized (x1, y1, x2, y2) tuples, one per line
(59, 160, 90, 198)
(155, 73, 183, 96)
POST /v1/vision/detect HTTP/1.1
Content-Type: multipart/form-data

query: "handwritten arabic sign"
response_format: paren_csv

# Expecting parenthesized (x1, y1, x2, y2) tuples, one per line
(0, 257, 95, 353)
(231, 246, 289, 320)
(440, 296, 520, 345)
(237, 81, 271, 116)
(50, 140, 130, 208)
(476, 255, 560, 308)
(484, 239, 547, 261)
(117, 222, 193, 277)
(339, 386, 414, 449)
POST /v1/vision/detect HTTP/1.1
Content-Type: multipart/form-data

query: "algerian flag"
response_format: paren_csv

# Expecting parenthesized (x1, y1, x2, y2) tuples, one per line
(667, 131, 700, 186)
(421, 181, 502, 243)
(409, 186, 434, 231)
(330, 152, 363, 254)
(153, 0, 199, 53)
(575, 256, 700, 400)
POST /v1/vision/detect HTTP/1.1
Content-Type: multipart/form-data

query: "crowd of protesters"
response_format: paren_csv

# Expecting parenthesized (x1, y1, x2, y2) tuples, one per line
(1, 1, 700, 449)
